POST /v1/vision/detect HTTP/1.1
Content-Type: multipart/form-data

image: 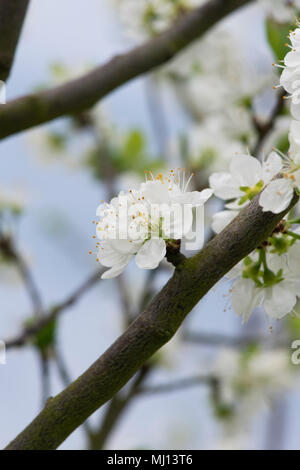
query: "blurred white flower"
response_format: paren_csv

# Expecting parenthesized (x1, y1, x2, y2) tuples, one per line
(260, 0, 300, 23)
(113, 0, 205, 40)
(213, 347, 295, 445)
(165, 26, 272, 121)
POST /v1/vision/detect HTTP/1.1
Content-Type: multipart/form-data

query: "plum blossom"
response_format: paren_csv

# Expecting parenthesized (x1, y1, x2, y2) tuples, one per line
(113, 0, 205, 40)
(94, 171, 212, 279)
(228, 238, 300, 322)
(259, 121, 300, 214)
(213, 347, 295, 449)
(209, 152, 282, 233)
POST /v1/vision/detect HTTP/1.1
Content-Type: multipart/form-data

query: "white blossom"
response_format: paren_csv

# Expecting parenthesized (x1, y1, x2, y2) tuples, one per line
(94, 171, 212, 278)
(209, 152, 282, 233)
(260, 0, 300, 23)
(213, 347, 295, 447)
(259, 121, 300, 214)
(178, 118, 245, 176)
(228, 241, 300, 322)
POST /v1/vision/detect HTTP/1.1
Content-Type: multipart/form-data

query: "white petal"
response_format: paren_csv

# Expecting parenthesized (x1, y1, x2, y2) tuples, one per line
(211, 210, 238, 234)
(231, 278, 263, 323)
(280, 66, 296, 93)
(262, 152, 282, 183)
(135, 238, 166, 270)
(259, 179, 294, 214)
(293, 169, 300, 191)
(140, 180, 170, 204)
(284, 50, 300, 67)
(101, 256, 131, 279)
(263, 283, 297, 319)
(230, 154, 262, 188)
(163, 205, 193, 240)
(172, 188, 213, 206)
(289, 120, 300, 165)
(99, 241, 129, 267)
(110, 239, 139, 255)
(291, 102, 300, 121)
(209, 172, 241, 200)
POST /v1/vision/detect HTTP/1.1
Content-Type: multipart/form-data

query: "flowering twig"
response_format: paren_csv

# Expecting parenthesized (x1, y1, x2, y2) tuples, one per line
(5, 183, 298, 450)
(0, 0, 254, 141)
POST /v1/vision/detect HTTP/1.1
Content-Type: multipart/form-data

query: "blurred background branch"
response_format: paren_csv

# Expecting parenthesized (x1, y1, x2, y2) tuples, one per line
(0, 0, 29, 81)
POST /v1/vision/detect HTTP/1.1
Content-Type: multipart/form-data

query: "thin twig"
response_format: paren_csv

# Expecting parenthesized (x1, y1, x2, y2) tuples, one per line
(5, 185, 298, 450)
(87, 365, 151, 450)
(5, 267, 104, 349)
(136, 375, 216, 396)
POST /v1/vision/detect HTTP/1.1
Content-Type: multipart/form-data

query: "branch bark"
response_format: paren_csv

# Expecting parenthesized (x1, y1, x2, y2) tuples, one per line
(0, 0, 29, 81)
(5, 186, 298, 450)
(0, 0, 253, 140)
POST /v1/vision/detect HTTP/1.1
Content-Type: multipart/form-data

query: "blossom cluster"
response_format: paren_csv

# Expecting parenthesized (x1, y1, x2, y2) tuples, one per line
(207, 22, 300, 322)
(93, 171, 212, 279)
(258, 25, 300, 214)
(213, 347, 295, 448)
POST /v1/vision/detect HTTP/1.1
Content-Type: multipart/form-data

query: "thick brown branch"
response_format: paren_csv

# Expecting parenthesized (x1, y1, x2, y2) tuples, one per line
(5, 186, 298, 450)
(0, 0, 29, 81)
(0, 0, 253, 140)
(0, 235, 43, 315)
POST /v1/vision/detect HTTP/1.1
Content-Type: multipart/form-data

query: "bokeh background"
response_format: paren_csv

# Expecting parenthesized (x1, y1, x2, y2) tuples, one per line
(1, 0, 300, 450)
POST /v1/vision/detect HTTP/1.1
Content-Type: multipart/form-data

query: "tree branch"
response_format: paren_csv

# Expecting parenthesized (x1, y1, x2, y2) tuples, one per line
(87, 365, 151, 450)
(0, 0, 253, 140)
(5, 185, 298, 450)
(0, 0, 29, 81)
(5, 267, 104, 349)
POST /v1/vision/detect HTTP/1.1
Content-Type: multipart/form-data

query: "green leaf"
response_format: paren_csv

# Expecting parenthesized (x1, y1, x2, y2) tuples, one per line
(124, 130, 145, 158)
(266, 18, 292, 60)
